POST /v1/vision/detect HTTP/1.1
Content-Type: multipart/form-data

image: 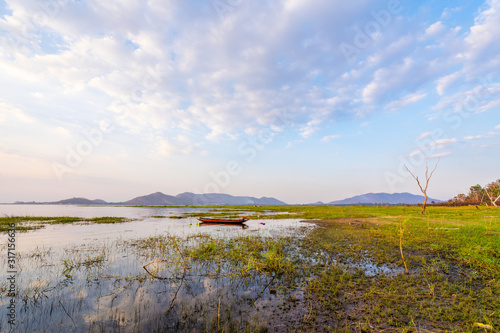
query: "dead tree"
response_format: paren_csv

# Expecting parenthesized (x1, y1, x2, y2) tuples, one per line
(405, 158, 440, 214)
(484, 185, 500, 207)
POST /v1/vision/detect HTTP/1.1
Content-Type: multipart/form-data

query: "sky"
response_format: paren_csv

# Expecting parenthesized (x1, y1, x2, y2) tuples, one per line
(0, 0, 499, 204)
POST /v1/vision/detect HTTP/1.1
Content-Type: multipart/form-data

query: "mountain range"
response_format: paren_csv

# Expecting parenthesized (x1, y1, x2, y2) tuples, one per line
(15, 192, 287, 206)
(122, 192, 286, 206)
(326, 192, 442, 205)
(14, 191, 443, 206)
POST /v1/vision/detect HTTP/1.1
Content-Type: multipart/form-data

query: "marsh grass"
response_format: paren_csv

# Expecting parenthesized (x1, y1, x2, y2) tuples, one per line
(62, 251, 107, 275)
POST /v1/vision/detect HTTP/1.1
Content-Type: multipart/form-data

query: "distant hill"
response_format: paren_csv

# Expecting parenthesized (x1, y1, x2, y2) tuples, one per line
(14, 192, 442, 206)
(327, 192, 443, 205)
(123, 192, 183, 205)
(53, 197, 108, 205)
(17, 192, 287, 206)
(124, 192, 287, 206)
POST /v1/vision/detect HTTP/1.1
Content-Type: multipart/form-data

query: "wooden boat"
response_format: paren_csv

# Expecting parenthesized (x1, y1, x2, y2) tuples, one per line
(197, 217, 248, 224)
(198, 222, 249, 229)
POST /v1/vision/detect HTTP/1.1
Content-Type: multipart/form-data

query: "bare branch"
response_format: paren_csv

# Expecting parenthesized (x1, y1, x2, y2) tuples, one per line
(405, 158, 440, 214)
(484, 186, 498, 207)
(404, 165, 425, 193)
(425, 158, 440, 192)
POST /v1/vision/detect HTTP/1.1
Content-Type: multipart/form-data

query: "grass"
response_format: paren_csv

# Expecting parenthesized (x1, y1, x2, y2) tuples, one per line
(0, 216, 132, 231)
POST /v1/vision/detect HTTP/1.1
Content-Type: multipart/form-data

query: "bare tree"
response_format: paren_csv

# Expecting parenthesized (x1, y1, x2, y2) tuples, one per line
(405, 158, 440, 214)
(484, 181, 500, 207)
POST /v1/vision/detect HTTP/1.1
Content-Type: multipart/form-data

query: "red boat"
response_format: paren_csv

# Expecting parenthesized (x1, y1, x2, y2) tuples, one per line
(197, 217, 248, 224)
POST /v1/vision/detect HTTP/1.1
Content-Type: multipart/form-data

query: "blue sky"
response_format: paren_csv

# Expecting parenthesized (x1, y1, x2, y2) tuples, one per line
(0, 0, 499, 204)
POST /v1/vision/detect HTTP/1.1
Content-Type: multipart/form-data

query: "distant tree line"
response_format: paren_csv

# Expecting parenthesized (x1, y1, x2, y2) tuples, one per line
(446, 179, 500, 207)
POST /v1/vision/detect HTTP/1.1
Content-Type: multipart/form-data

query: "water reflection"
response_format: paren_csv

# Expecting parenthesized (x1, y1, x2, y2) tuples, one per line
(0, 205, 310, 252)
(0, 205, 314, 332)
(0, 231, 308, 332)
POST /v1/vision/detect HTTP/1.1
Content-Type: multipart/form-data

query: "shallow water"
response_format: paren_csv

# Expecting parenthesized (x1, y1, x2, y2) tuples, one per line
(0, 205, 311, 252)
(0, 204, 211, 219)
(0, 205, 314, 332)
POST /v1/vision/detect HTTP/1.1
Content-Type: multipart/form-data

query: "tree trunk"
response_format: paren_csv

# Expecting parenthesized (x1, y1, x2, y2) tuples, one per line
(484, 186, 499, 207)
(421, 195, 428, 214)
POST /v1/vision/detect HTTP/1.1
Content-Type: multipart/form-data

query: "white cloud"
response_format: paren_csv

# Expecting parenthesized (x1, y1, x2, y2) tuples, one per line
(285, 140, 303, 149)
(0, 103, 35, 123)
(300, 119, 321, 138)
(408, 132, 457, 161)
(417, 131, 433, 140)
(433, 138, 457, 149)
(441, 7, 463, 20)
(464, 0, 500, 64)
(477, 98, 500, 113)
(425, 21, 445, 36)
(464, 135, 485, 140)
(54, 127, 72, 137)
(408, 149, 451, 159)
(362, 57, 416, 104)
(321, 134, 341, 142)
(433, 82, 500, 114)
(436, 71, 460, 96)
(408, 150, 423, 158)
(427, 152, 452, 158)
(495, 125, 500, 129)
(0, 0, 472, 145)
(0, 0, 499, 164)
(385, 91, 426, 111)
(155, 139, 175, 158)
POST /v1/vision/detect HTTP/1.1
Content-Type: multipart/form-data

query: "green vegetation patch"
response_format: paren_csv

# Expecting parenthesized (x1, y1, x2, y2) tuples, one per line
(0, 216, 132, 232)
